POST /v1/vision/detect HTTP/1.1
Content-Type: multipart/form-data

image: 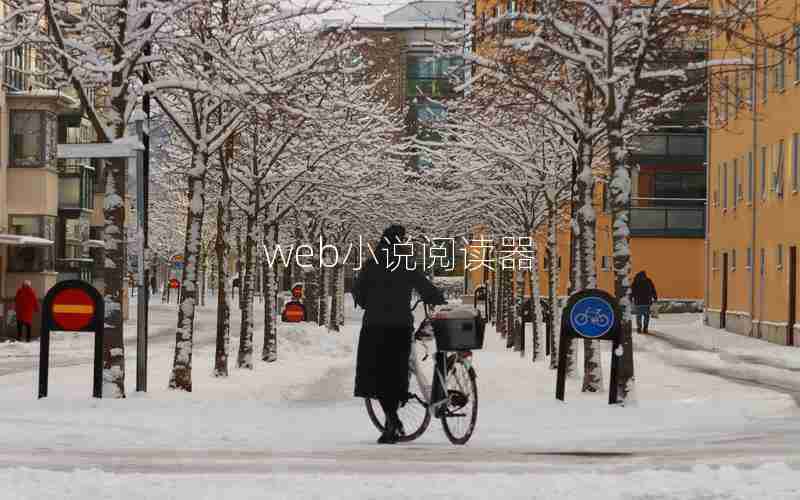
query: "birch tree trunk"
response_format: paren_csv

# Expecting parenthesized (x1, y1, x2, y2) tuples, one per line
(236, 206, 257, 369)
(102, 157, 127, 397)
(262, 222, 278, 362)
(169, 150, 207, 391)
(213, 158, 232, 377)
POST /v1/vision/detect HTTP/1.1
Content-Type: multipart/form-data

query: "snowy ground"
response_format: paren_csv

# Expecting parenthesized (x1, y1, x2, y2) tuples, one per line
(1, 297, 800, 499)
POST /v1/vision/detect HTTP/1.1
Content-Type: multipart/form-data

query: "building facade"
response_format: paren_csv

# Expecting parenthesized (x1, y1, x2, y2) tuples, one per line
(706, 0, 800, 345)
(1, 5, 123, 338)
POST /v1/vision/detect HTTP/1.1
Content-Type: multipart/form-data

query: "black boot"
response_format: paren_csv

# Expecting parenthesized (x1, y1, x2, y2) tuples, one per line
(377, 413, 402, 444)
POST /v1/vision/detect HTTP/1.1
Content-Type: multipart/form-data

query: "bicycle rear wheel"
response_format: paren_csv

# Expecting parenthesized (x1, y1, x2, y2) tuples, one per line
(440, 354, 478, 445)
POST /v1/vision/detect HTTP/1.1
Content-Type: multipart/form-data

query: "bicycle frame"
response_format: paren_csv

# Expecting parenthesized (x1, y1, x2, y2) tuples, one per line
(408, 300, 452, 413)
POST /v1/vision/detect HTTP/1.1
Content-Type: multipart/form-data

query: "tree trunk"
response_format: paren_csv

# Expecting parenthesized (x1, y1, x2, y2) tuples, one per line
(102, 157, 127, 398)
(529, 251, 543, 363)
(513, 267, 525, 353)
(329, 262, 343, 332)
(318, 258, 329, 327)
(305, 265, 320, 324)
(169, 151, 207, 391)
(262, 222, 278, 362)
(547, 198, 560, 369)
(608, 126, 635, 404)
(504, 267, 514, 349)
(237, 208, 257, 369)
(337, 264, 345, 327)
(213, 162, 232, 377)
(577, 145, 603, 392)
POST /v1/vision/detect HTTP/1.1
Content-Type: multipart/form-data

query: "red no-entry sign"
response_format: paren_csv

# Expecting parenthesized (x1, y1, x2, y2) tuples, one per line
(39, 280, 104, 399)
(51, 288, 96, 331)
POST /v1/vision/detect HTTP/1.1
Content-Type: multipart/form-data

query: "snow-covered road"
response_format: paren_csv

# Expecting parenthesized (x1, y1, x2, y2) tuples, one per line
(1, 298, 800, 498)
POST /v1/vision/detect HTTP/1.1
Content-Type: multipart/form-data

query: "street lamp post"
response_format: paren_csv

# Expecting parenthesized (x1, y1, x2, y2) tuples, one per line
(133, 110, 149, 392)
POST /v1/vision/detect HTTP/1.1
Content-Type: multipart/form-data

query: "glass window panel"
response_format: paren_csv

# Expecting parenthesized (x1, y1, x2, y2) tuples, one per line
(11, 111, 42, 163)
(59, 176, 81, 208)
(631, 135, 667, 155)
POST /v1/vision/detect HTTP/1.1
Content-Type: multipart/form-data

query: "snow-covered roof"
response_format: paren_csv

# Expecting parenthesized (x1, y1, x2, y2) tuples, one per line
(322, 20, 462, 31)
(383, 1, 463, 24)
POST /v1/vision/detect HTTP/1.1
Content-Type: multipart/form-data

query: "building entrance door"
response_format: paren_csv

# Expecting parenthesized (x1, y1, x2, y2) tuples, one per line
(788, 247, 797, 346)
(721, 252, 728, 329)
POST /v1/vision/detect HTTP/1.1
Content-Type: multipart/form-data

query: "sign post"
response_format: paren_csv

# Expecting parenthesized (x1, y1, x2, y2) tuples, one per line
(39, 280, 104, 399)
(555, 289, 623, 405)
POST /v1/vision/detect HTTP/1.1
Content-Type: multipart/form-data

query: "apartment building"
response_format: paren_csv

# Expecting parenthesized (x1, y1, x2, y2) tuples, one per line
(0, 5, 115, 338)
(706, 0, 800, 345)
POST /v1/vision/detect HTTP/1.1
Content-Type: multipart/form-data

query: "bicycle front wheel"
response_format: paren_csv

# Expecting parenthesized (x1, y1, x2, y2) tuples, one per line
(440, 355, 478, 445)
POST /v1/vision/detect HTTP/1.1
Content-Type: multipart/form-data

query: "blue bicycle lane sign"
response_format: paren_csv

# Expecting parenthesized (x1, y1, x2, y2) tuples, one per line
(569, 296, 615, 339)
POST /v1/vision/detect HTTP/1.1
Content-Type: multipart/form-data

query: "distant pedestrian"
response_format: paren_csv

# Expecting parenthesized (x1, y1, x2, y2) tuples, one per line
(150, 275, 158, 296)
(14, 281, 39, 342)
(631, 271, 658, 334)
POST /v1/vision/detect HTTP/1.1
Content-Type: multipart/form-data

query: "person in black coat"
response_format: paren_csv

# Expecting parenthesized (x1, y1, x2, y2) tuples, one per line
(352, 224, 445, 444)
(631, 271, 658, 333)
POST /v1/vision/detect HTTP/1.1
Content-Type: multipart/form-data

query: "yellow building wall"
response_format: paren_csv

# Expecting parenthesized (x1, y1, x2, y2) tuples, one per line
(467, 189, 705, 302)
(706, 0, 800, 344)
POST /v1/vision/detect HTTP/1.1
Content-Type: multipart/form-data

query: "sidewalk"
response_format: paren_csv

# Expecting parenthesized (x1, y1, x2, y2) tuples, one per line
(648, 314, 800, 371)
(643, 314, 800, 402)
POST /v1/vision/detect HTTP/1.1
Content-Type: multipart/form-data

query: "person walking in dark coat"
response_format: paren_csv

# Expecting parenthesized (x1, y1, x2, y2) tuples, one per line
(352, 224, 445, 444)
(631, 271, 658, 334)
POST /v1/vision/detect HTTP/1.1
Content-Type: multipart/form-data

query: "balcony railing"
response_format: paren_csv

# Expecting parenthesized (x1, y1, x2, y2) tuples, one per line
(629, 197, 706, 237)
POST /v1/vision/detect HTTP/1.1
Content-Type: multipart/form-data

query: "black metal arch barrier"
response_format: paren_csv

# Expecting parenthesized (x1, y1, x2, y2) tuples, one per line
(39, 280, 105, 399)
(555, 288, 623, 405)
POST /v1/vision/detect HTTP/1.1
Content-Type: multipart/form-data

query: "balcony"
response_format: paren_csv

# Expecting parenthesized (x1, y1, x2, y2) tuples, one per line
(629, 133, 706, 162)
(629, 197, 706, 238)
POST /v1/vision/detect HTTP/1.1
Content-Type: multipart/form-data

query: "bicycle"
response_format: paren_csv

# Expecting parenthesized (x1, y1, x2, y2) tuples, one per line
(574, 307, 611, 328)
(365, 299, 480, 445)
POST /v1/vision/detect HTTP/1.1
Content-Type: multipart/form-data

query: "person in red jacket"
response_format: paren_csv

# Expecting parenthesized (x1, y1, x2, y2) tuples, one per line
(14, 281, 39, 342)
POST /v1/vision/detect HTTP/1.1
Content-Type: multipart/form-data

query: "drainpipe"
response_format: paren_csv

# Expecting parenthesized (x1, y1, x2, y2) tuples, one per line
(750, 16, 761, 337)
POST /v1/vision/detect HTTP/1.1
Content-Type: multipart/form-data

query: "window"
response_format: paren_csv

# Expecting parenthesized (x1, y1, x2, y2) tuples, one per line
(761, 145, 768, 197)
(6, 215, 56, 272)
(777, 244, 784, 270)
(10, 111, 43, 165)
(733, 158, 739, 206)
(760, 248, 766, 276)
(713, 250, 719, 270)
(793, 133, 799, 192)
(601, 256, 611, 271)
(775, 140, 785, 197)
(749, 49, 756, 105)
(777, 35, 786, 91)
(721, 75, 729, 122)
(747, 151, 754, 202)
(731, 249, 737, 270)
(723, 162, 728, 208)
(734, 69, 741, 117)
(716, 163, 722, 207)
(653, 172, 706, 201)
(747, 247, 753, 270)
